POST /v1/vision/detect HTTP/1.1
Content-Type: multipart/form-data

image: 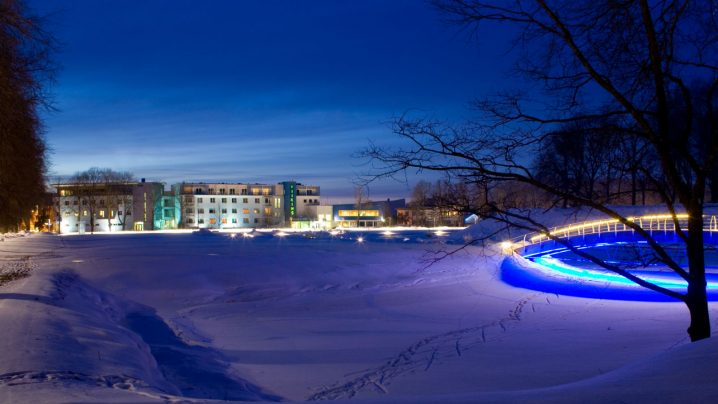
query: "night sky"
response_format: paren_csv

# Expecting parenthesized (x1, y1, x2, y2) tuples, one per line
(30, 0, 512, 201)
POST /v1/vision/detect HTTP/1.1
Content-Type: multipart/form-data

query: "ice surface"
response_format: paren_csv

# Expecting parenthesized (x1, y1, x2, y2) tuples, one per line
(0, 230, 714, 402)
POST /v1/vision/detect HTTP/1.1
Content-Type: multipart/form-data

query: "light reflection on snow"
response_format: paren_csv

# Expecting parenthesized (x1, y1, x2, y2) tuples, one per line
(505, 238, 718, 301)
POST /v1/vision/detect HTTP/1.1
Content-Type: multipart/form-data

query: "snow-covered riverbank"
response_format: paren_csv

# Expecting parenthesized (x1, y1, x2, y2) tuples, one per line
(0, 232, 714, 402)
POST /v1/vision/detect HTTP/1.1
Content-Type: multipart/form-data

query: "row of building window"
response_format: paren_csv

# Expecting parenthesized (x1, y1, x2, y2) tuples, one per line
(193, 188, 272, 196)
(193, 197, 270, 204)
(186, 217, 259, 224)
(63, 199, 115, 206)
(63, 209, 129, 217)
(189, 208, 263, 214)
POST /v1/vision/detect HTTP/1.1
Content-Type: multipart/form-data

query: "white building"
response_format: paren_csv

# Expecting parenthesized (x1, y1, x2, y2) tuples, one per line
(54, 180, 163, 233)
(177, 182, 286, 229)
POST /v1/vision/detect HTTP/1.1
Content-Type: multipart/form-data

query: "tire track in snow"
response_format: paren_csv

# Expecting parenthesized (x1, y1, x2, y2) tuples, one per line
(308, 292, 544, 401)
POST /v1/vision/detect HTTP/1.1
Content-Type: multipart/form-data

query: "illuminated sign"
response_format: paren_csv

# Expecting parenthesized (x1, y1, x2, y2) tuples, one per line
(290, 183, 295, 217)
(337, 210, 380, 217)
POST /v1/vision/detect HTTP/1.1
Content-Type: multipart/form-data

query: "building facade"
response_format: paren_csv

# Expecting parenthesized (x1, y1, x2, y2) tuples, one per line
(54, 178, 325, 232)
(333, 199, 405, 227)
(396, 206, 464, 227)
(54, 180, 163, 233)
(176, 181, 321, 229)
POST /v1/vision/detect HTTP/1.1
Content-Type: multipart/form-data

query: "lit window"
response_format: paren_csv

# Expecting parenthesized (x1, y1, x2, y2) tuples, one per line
(221, 218, 227, 224)
(99, 210, 105, 218)
(209, 218, 216, 224)
(253, 208, 259, 214)
(242, 208, 249, 214)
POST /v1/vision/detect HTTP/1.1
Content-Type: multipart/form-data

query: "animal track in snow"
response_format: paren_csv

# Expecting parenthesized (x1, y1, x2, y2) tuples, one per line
(308, 292, 544, 400)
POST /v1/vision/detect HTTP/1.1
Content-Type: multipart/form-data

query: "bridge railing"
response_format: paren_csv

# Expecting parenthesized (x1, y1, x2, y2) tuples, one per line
(515, 214, 718, 248)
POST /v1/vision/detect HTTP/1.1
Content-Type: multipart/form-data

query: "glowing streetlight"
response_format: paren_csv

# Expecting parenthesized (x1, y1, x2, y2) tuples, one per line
(500, 241, 514, 254)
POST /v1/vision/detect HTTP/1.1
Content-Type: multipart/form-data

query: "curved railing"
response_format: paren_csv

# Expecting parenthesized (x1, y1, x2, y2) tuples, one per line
(512, 214, 718, 255)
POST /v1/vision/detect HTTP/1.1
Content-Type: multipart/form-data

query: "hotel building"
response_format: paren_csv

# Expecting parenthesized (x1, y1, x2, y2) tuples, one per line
(176, 181, 321, 229)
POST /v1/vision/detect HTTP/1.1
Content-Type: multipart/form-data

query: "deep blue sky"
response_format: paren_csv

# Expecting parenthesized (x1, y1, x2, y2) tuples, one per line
(30, 0, 512, 201)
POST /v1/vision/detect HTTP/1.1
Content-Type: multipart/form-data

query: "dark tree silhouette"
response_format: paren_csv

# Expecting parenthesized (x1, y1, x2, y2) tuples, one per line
(0, 0, 54, 232)
(366, 0, 718, 341)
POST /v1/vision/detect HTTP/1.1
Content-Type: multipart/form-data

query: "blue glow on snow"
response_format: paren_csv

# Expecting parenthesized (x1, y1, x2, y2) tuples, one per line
(502, 236, 718, 302)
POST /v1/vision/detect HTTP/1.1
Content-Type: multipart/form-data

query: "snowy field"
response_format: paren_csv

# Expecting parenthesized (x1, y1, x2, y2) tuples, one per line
(0, 228, 716, 403)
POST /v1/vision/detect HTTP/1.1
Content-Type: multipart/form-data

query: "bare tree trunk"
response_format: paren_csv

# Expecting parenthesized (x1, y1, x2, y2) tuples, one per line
(685, 212, 710, 341)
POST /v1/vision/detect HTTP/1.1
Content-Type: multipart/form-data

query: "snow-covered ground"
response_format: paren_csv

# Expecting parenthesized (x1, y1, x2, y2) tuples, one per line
(0, 229, 715, 403)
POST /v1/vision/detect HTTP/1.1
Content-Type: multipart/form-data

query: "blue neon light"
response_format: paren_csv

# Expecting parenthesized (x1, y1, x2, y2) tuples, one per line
(503, 238, 718, 302)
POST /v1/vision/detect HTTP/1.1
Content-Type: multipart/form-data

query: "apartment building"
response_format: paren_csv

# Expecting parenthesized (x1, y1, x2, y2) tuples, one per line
(176, 181, 321, 229)
(54, 179, 163, 233)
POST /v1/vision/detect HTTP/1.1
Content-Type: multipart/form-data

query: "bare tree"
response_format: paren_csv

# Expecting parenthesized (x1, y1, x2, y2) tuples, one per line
(70, 168, 135, 234)
(366, 0, 718, 341)
(101, 169, 134, 231)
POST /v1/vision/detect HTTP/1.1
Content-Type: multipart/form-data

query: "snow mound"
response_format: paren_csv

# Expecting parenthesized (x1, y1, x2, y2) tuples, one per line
(0, 264, 280, 402)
